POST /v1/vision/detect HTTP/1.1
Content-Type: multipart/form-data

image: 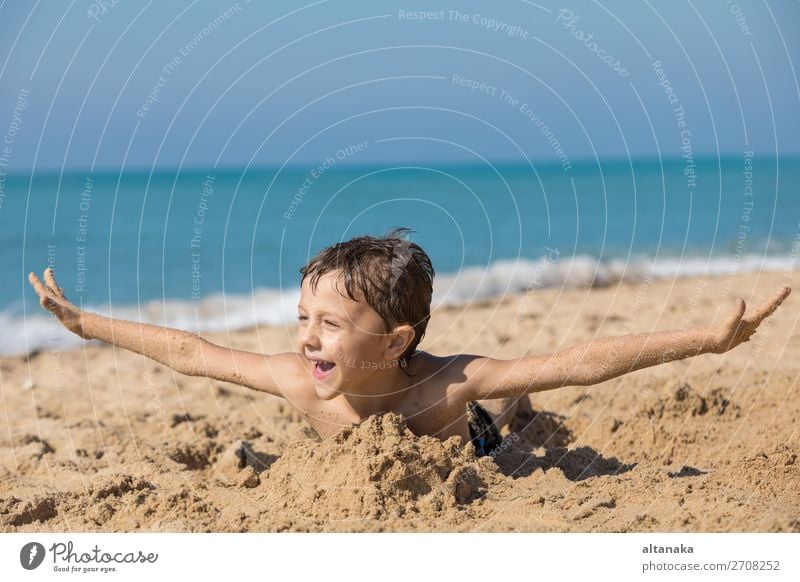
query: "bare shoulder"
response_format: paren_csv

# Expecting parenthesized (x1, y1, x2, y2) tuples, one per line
(259, 351, 310, 398)
(409, 351, 490, 401)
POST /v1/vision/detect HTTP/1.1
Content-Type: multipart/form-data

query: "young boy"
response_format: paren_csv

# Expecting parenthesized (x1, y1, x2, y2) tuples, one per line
(29, 228, 791, 458)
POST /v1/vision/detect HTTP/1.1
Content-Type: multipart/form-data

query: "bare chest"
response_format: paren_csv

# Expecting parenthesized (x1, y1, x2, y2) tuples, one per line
(296, 382, 471, 445)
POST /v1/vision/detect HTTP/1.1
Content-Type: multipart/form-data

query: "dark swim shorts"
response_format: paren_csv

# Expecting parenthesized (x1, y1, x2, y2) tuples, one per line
(466, 401, 502, 458)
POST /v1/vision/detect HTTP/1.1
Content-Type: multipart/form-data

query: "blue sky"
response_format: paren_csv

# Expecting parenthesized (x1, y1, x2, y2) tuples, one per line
(0, 0, 798, 172)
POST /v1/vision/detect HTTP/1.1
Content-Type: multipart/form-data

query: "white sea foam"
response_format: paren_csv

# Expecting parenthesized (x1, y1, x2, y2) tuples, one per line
(4, 254, 795, 357)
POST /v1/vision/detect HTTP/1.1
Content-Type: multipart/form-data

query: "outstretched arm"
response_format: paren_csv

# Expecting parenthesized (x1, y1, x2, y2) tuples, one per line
(465, 287, 791, 400)
(28, 268, 298, 397)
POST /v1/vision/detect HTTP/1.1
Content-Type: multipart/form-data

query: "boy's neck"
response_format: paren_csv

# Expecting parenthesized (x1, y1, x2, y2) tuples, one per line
(340, 365, 413, 421)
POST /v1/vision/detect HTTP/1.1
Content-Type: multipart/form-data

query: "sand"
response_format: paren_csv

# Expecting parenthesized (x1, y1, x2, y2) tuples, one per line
(1, 270, 799, 532)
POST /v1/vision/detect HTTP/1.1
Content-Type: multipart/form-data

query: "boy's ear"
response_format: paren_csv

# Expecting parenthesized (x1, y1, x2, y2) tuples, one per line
(383, 324, 415, 361)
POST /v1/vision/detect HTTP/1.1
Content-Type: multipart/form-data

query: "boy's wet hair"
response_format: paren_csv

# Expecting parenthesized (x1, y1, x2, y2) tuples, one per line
(300, 227, 434, 368)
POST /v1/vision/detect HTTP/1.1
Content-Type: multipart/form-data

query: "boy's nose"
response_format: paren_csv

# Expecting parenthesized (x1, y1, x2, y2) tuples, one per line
(298, 323, 321, 349)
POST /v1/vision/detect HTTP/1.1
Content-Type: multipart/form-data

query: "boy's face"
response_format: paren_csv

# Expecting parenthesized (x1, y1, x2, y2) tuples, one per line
(297, 271, 400, 399)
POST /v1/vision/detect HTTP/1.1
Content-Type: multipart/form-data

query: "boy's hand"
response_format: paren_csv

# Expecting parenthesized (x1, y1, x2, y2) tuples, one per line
(709, 286, 791, 353)
(28, 268, 87, 338)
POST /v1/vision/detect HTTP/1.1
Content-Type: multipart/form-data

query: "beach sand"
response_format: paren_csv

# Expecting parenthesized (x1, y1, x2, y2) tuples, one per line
(2, 270, 799, 532)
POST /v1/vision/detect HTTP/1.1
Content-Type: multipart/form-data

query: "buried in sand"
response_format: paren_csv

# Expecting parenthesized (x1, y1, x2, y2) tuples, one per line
(8, 229, 798, 531)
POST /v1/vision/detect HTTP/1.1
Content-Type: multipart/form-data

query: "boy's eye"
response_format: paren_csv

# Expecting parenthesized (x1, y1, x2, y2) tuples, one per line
(323, 319, 339, 328)
(297, 315, 308, 322)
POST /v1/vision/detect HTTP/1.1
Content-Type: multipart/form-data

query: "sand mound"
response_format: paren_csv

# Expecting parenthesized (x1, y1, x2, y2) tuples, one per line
(641, 383, 740, 420)
(599, 383, 742, 464)
(260, 412, 506, 523)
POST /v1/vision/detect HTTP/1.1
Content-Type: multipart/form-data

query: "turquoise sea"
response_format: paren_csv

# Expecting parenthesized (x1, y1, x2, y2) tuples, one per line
(1, 156, 798, 355)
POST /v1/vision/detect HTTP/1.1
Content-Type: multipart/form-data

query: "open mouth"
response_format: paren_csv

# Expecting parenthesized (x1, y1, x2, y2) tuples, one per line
(311, 359, 336, 380)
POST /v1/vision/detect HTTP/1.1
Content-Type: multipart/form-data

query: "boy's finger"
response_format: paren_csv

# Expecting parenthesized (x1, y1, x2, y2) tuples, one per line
(44, 268, 66, 298)
(748, 286, 791, 325)
(723, 298, 746, 331)
(28, 272, 49, 298)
